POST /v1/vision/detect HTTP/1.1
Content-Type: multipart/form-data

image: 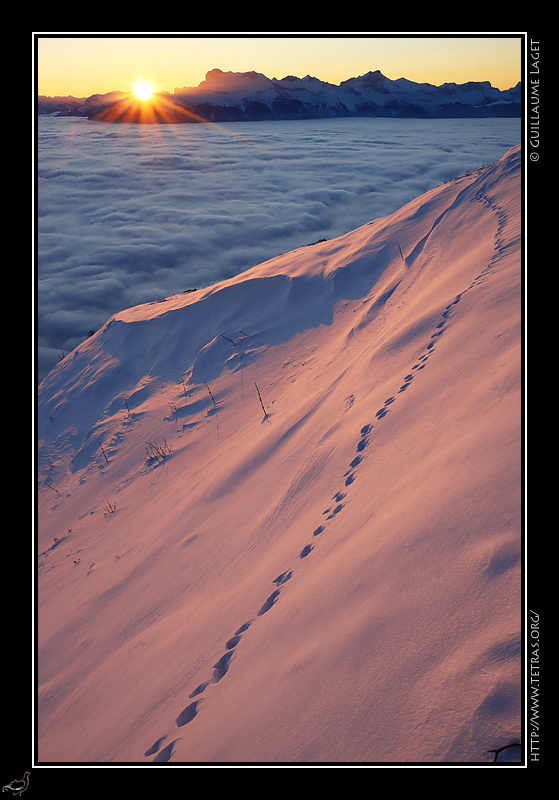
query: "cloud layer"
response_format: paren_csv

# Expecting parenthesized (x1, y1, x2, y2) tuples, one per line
(36, 116, 520, 382)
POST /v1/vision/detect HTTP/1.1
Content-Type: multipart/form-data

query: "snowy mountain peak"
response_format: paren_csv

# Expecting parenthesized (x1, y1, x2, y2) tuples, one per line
(199, 68, 274, 92)
(340, 69, 393, 90)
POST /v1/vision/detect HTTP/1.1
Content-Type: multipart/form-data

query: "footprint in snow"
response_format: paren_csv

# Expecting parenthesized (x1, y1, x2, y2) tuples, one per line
(300, 543, 314, 558)
(257, 588, 281, 616)
(152, 739, 178, 762)
(327, 503, 344, 520)
(211, 651, 234, 683)
(273, 571, 292, 585)
(189, 681, 210, 698)
(144, 736, 167, 757)
(176, 699, 202, 727)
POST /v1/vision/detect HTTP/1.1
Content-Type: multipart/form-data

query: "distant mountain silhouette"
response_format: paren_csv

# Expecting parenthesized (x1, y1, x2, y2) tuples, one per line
(38, 68, 521, 123)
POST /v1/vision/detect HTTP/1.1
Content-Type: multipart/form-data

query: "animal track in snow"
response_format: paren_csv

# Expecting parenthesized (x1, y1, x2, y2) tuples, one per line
(189, 681, 210, 698)
(257, 589, 281, 616)
(211, 651, 234, 683)
(144, 400, 375, 760)
(144, 266, 500, 762)
(273, 570, 293, 585)
(144, 736, 167, 757)
(176, 699, 202, 727)
(152, 739, 178, 762)
(326, 503, 345, 520)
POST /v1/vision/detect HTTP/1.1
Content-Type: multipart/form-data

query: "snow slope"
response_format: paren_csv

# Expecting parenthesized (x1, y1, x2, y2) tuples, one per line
(36, 144, 522, 764)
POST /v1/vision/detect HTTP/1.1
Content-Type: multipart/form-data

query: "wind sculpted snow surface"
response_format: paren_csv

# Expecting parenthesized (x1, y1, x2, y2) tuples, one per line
(37, 144, 522, 764)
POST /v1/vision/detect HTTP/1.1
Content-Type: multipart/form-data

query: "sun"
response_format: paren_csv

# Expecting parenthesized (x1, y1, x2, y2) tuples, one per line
(132, 79, 154, 101)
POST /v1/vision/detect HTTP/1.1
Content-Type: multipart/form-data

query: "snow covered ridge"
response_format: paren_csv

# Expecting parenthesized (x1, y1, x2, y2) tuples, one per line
(38, 68, 521, 121)
(37, 144, 522, 764)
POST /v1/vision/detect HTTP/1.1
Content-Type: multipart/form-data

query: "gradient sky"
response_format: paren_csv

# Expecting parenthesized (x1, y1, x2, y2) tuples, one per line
(36, 34, 523, 98)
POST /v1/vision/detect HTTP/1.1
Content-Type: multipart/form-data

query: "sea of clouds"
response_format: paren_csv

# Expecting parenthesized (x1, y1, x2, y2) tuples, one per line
(36, 115, 520, 382)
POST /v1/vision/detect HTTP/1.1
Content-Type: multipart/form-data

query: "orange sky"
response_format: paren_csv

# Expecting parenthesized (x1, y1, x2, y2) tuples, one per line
(36, 34, 523, 98)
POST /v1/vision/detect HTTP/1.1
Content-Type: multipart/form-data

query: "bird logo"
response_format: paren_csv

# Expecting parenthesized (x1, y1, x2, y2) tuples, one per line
(2, 773, 30, 796)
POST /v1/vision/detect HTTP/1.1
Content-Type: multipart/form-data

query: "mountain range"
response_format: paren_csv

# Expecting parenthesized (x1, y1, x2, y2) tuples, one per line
(38, 68, 522, 122)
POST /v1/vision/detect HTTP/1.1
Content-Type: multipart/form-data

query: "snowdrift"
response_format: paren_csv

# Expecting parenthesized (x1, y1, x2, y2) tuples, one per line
(37, 144, 522, 764)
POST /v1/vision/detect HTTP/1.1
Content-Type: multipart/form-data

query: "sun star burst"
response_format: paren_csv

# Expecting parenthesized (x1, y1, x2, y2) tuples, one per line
(132, 80, 154, 101)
